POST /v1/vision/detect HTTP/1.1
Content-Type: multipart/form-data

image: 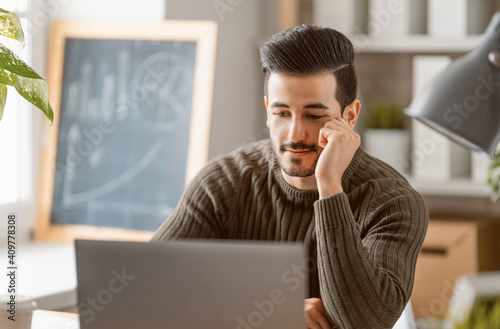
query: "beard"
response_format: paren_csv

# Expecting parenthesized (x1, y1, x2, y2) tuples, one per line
(272, 141, 320, 177)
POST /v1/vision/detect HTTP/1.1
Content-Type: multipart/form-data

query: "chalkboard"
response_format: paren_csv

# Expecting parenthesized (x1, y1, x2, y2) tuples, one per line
(36, 21, 218, 241)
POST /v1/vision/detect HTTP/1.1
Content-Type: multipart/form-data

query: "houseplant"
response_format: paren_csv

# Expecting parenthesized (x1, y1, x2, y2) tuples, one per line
(446, 273, 500, 329)
(363, 102, 409, 174)
(0, 8, 53, 122)
(364, 102, 404, 130)
(487, 148, 500, 201)
(455, 297, 500, 329)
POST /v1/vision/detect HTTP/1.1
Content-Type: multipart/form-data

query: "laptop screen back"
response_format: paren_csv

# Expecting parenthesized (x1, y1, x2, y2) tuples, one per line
(75, 239, 307, 329)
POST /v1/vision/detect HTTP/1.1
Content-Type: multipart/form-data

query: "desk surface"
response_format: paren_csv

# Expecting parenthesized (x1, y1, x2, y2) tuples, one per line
(32, 310, 80, 329)
(0, 241, 77, 310)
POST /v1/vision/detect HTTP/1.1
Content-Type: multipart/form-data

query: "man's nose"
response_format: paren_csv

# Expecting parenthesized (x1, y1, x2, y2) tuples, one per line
(288, 117, 306, 142)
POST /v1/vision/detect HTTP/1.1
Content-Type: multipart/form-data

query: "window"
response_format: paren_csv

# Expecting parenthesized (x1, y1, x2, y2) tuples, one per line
(0, 0, 32, 205)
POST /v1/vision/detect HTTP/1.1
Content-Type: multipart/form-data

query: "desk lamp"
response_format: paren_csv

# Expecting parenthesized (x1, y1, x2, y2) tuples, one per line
(405, 12, 500, 157)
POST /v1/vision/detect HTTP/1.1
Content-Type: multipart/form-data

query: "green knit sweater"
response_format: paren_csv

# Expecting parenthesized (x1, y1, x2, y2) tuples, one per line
(151, 139, 428, 329)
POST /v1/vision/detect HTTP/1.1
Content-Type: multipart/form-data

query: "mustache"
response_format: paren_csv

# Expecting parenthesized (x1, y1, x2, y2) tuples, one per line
(279, 141, 318, 152)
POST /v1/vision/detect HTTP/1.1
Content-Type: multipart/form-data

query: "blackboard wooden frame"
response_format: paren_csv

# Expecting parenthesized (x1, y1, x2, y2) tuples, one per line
(35, 20, 218, 242)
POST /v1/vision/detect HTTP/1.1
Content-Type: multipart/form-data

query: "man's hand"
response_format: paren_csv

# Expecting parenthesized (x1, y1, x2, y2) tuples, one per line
(315, 118, 360, 199)
(304, 298, 337, 329)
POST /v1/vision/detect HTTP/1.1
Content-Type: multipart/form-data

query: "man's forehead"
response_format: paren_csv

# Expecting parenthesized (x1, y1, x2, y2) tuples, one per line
(267, 71, 338, 102)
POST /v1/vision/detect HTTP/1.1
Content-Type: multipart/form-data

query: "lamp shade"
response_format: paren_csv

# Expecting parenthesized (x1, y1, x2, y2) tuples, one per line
(405, 12, 500, 157)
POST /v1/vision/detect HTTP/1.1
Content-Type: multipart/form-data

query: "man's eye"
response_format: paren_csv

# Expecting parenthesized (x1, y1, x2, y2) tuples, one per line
(275, 112, 289, 117)
(307, 115, 324, 120)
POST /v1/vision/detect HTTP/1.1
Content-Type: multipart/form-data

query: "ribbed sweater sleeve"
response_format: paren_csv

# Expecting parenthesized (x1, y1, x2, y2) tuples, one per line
(314, 182, 428, 329)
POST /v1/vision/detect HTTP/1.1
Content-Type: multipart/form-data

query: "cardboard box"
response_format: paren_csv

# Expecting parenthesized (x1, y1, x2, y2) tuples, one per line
(411, 217, 500, 318)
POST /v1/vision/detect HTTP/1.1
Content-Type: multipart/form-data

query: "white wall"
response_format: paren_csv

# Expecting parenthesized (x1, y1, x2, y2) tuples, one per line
(52, 0, 166, 21)
(165, 0, 272, 158)
(31, 0, 166, 76)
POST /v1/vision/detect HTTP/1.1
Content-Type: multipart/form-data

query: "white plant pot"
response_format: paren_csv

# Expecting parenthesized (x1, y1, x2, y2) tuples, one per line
(363, 129, 410, 174)
(472, 152, 491, 185)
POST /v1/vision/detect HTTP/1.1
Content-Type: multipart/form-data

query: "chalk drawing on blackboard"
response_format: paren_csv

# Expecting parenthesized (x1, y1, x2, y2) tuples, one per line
(62, 139, 164, 207)
(35, 20, 218, 242)
(50, 38, 196, 232)
(128, 50, 194, 131)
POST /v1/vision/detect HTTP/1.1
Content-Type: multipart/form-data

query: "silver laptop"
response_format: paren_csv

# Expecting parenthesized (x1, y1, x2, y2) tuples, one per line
(75, 239, 307, 329)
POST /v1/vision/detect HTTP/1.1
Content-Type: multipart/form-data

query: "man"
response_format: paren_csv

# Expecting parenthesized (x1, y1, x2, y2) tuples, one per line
(151, 25, 428, 329)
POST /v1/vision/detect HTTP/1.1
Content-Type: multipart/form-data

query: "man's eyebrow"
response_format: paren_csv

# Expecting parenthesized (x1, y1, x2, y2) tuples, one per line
(303, 103, 329, 110)
(269, 102, 289, 108)
(269, 102, 330, 110)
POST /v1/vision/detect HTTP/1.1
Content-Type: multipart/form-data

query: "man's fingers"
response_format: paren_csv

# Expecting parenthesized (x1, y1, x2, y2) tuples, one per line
(320, 118, 358, 140)
(315, 314, 334, 329)
(323, 117, 351, 131)
(318, 127, 334, 148)
(304, 298, 336, 329)
(319, 126, 358, 149)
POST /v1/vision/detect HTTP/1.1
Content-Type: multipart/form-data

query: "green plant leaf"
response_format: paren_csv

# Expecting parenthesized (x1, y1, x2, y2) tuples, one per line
(0, 82, 6, 120)
(0, 65, 16, 85)
(457, 297, 500, 329)
(0, 8, 24, 45)
(488, 148, 500, 201)
(0, 43, 42, 79)
(0, 67, 53, 123)
(15, 74, 53, 123)
(0, 9, 52, 124)
(364, 102, 404, 129)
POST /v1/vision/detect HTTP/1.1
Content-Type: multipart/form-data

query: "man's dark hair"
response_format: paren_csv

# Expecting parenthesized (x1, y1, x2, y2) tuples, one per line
(260, 24, 357, 112)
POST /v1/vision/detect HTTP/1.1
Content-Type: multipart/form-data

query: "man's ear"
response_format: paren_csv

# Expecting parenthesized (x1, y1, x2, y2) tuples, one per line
(342, 99, 361, 129)
(264, 96, 270, 128)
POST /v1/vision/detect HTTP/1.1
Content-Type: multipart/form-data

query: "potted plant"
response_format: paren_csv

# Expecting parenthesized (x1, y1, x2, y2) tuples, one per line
(455, 297, 500, 329)
(363, 102, 410, 174)
(446, 273, 500, 329)
(487, 148, 500, 202)
(0, 8, 53, 122)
